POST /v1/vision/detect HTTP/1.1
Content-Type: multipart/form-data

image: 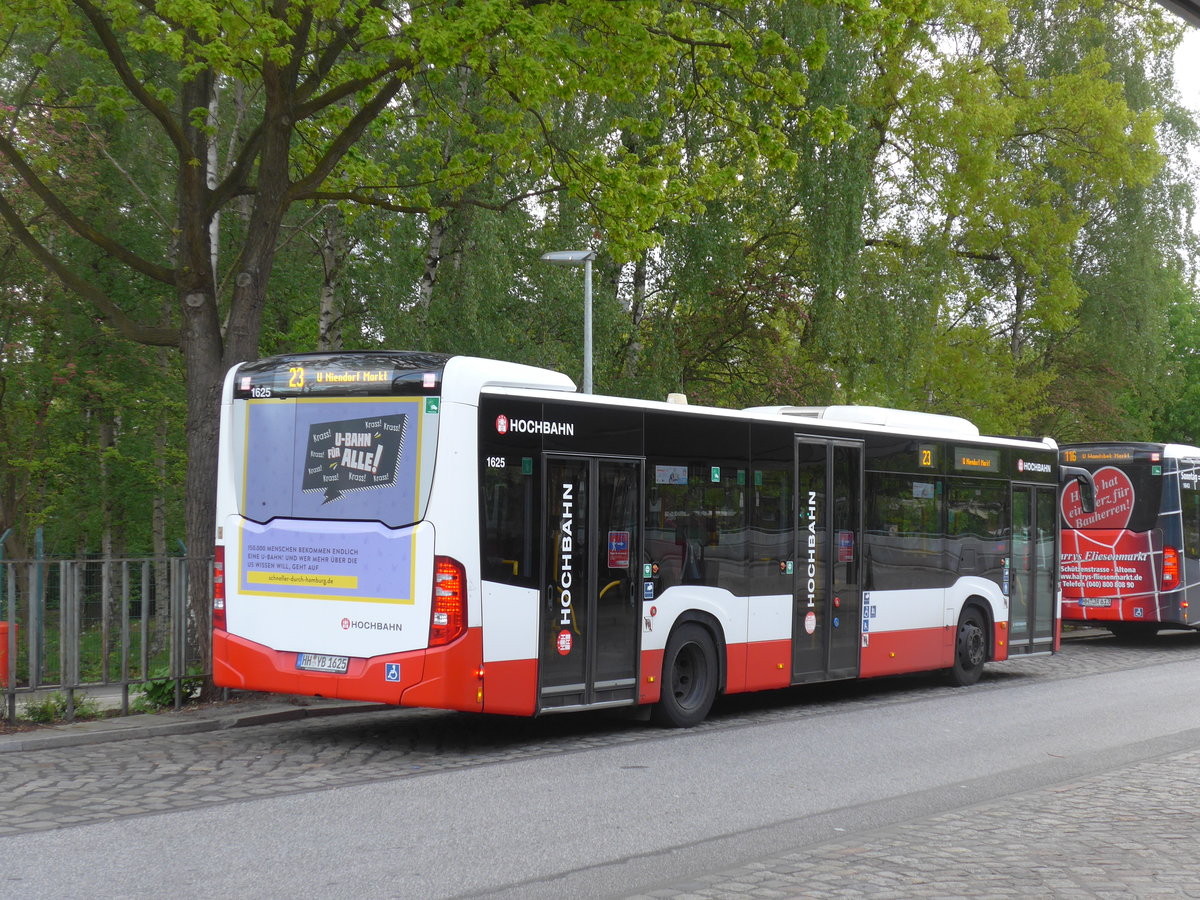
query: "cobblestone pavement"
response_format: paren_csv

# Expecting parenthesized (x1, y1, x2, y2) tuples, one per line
(620, 630, 1200, 900)
(3, 629, 1200, 899)
(626, 740, 1200, 900)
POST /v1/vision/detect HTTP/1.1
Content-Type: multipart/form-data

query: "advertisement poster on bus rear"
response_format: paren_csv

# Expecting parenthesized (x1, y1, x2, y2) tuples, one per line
(238, 398, 423, 604)
(1060, 466, 1158, 616)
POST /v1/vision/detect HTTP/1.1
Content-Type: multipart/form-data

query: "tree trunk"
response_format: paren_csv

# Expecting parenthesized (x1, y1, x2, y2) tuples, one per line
(318, 211, 346, 351)
(1011, 279, 1026, 359)
(177, 67, 294, 694)
(176, 71, 223, 687)
(418, 215, 448, 309)
(621, 251, 648, 379)
(152, 350, 171, 659)
(98, 411, 119, 680)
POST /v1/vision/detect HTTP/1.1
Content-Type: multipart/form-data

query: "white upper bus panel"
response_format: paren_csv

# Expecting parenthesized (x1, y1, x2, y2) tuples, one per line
(1164, 443, 1200, 460)
(744, 405, 980, 438)
(440, 355, 576, 402)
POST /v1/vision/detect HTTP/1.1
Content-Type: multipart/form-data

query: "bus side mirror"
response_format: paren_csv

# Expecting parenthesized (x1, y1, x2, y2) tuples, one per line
(1075, 475, 1094, 514)
(1061, 465, 1095, 514)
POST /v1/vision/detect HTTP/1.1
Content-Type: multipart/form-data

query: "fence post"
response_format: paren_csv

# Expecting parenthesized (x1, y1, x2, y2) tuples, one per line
(5, 564, 15, 725)
(101, 559, 111, 685)
(175, 558, 189, 709)
(58, 561, 67, 701)
(140, 561, 150, 681)
(32, 527, 44, 690)
(169, 558, 179, 709)
(1, 530, 10, 724)
(121, 561, 131, 716)
(2, 533, 14, 724)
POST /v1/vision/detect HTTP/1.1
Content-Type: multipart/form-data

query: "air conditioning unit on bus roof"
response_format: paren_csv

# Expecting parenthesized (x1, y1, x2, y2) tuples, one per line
(744, 405, 980, 437)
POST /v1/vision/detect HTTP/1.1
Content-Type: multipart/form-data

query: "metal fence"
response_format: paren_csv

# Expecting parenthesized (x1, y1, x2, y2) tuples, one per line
(0, 556, 210, 724)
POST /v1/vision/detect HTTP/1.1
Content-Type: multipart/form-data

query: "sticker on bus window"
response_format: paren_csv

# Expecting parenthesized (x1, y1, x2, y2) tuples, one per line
(302, 414, 407, 503)
(655, 465, 688, 485)
(608, 532, 630, 568)
(556, 630, 573, 655)
(837, 530, 854, 562)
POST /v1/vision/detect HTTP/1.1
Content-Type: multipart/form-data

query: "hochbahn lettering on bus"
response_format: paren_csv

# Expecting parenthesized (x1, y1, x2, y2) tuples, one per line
(495, 414, 575, 436)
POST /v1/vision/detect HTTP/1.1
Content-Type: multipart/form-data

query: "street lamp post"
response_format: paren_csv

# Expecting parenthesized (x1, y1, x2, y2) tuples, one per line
(540, 248, 597, 394)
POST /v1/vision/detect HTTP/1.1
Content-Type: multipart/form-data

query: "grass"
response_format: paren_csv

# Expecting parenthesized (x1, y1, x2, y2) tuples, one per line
(5, 618, 176, 686)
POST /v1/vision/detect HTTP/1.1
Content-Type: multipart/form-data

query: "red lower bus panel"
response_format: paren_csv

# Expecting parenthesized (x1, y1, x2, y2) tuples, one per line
(992, 620, 1010, 662)
(400, 627, 484, 713)
(729, 640, 791, 694)
(480, 658, 538, 717)
(860, 626, 947, 678)
(639, 649, 664, 704)
(214, 627, 485, 709)
(214, 631, 410, 702)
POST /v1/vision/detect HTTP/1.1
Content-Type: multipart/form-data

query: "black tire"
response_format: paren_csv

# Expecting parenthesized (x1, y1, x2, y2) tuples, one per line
(651, 623, 718, 727)
(948, 606, 987, 686)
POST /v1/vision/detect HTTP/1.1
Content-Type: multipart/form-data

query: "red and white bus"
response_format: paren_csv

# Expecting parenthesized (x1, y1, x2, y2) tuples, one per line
(213, 351, 1064, 726)
(1060, 442, 1200, 637)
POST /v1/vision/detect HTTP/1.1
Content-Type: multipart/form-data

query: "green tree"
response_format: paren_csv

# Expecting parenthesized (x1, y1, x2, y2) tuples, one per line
(0, 0, 819, 670)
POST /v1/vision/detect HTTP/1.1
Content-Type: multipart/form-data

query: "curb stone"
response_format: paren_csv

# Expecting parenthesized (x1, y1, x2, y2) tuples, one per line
(0, 698, 390, 753)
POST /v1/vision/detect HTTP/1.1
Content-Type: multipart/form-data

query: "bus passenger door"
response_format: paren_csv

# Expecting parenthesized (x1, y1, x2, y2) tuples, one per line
(540, 455, 642, 712)
(1009, 485, 1057, 653)
(793, 439, 864, 683)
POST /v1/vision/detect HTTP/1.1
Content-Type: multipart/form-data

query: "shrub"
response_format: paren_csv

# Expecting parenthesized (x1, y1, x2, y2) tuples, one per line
(21, 691, 103, 724)
(133, 669, 203, 711)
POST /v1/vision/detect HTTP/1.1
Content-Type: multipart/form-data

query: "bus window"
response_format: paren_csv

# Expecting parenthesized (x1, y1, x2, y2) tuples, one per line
(865, 473, 944, 590)
(1182, 474, 1200, 562)
(947, 479, 1008, 583)
(481, 459, 537, 586)
(646, 462, 746, 594)
(750, 465, 792, 596)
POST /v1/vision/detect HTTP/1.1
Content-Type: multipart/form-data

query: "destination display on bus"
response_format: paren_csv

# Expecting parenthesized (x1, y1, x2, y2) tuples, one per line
(232, 352, 449, 399)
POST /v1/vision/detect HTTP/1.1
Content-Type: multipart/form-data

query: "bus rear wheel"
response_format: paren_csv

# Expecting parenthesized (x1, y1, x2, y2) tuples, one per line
(652, 623, 718, 728)
(948, 607, 987, 686)
(1107, 622, 1160, 642)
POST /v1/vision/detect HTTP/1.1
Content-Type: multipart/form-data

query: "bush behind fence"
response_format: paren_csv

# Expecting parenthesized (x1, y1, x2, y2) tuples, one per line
(1, 556, 210, 722)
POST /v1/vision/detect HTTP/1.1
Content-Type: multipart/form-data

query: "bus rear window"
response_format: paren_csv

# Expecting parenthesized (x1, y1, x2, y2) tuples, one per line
(232, 393, 438, 527)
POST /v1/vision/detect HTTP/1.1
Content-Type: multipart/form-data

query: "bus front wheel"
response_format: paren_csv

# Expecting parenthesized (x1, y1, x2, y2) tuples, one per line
(949, 607, 987, 686)
(652, 623, 718, 728)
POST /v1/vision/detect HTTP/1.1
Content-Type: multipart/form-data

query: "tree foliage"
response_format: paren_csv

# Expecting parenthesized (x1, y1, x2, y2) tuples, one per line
(0, 0, 1195, 574)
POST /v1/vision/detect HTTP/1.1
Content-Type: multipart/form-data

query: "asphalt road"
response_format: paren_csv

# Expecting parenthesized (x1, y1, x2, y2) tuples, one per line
(2, 630, 1200, 899)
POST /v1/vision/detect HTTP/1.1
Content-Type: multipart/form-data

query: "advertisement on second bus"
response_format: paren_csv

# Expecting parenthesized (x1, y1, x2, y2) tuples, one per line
(1060, 462, 1162, 622)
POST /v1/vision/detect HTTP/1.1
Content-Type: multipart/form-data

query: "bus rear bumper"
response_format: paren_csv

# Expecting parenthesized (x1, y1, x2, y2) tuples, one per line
(213, 628, 485, 711)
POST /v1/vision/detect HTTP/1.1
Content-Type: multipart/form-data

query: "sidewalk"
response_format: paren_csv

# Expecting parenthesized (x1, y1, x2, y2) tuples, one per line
(0, 692, 388, 753)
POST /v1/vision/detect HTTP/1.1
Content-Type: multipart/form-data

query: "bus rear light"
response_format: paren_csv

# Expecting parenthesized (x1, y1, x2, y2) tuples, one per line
(430, 556, 466, 647)
(213, 546, 227, 632)
(1162, 546, 1180, 590)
